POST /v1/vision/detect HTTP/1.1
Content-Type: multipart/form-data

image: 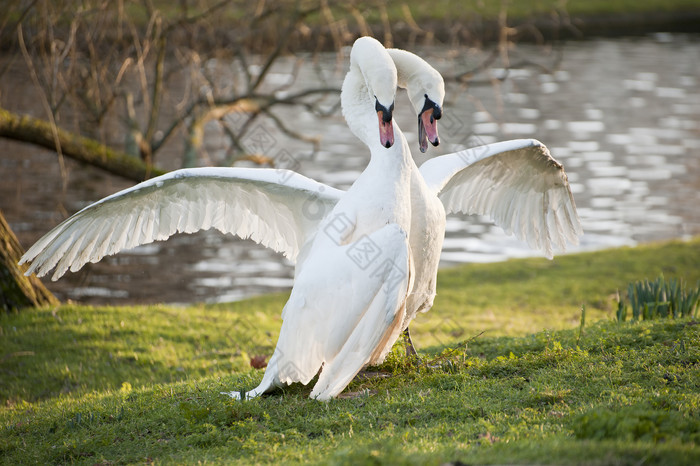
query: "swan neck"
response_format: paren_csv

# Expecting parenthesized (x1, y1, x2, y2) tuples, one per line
(341, 68, 372, 145)
(364, 130, 412, 181)
(386, 48, 445, 114)
(387, 49, 417, 90)
(340, 38, 397, 149)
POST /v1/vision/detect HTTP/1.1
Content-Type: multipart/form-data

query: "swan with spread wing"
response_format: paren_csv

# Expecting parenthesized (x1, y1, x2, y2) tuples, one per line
(224, 37, 415, 400)
(376, 49, 582, 357)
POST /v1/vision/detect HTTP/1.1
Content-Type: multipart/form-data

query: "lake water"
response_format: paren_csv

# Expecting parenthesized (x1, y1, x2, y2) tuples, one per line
(2, 33, 699, 305)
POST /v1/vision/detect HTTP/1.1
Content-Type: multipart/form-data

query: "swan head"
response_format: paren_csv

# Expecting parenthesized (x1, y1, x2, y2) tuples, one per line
(386, 48, 445, 153)
(345, 36, 398, 149)
(417, 94, 442, 153)
(375, 98, 395, 148)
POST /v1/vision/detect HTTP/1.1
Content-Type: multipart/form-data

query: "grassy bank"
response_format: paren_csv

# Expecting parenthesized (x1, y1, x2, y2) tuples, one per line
(1, 237, 699, 464)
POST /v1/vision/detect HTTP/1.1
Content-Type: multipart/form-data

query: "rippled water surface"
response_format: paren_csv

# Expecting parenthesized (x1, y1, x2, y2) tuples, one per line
(2, 34, 699, 304)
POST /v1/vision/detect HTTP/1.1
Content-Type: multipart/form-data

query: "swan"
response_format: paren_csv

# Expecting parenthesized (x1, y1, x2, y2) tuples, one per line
(377, 49, 582, 357)
(19, 36, 417, 400)
(383, 48, 447, 357)
(225, 36, 415, 400)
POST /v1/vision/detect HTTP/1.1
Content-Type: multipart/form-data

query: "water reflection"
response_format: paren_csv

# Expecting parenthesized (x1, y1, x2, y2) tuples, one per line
(1, 34, 699, 304)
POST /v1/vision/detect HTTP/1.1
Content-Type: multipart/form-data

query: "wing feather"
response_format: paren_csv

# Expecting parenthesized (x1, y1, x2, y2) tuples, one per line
(420, 139, 582, 258)
(21, 167, 343, 280)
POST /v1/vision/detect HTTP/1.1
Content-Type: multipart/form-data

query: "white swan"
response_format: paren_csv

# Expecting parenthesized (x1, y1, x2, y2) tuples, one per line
(19, 37, 417, 400)
(388, 50, 581, 260)
(376, 50, 582, 357)
(226, 36, 415, 400)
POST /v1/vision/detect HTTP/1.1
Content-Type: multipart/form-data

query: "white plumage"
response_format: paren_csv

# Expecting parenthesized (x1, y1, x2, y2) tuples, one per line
(223, 36, 413, 400)
(420, 139, 582, 259)
(20, 168, 342, 280)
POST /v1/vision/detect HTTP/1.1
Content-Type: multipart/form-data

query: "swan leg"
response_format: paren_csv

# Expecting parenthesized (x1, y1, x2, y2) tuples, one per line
(221, 355, 282, 400)
(221, 378, 278, 400)
(402, 327, 419, 360)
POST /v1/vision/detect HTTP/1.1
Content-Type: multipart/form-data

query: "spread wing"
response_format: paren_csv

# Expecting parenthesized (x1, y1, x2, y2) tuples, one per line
(20, 167, 343, 280)
(420, 139, 582, 258)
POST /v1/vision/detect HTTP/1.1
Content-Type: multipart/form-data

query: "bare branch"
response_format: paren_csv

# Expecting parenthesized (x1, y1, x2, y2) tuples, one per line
(5, 0, 346, 175)
(16, 21, 67, 189)
(144, 33, 167, 161)
(262, 108, 321, 149)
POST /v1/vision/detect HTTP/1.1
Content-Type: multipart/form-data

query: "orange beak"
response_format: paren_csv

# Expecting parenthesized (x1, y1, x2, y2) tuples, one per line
(419, 108, 440, 153)
(377, 111, 395, 148)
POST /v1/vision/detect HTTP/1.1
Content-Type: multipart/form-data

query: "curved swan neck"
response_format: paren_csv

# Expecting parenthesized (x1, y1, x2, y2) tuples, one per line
(386, 48, 445, 114)
(386, 48, 422, 90)
(341, 37, 398, 151)
(341, 70, 375, 147)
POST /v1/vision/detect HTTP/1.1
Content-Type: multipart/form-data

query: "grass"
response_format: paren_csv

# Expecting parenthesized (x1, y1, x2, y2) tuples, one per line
(1, 237, 699, 464)
(620, 275, 700, 321)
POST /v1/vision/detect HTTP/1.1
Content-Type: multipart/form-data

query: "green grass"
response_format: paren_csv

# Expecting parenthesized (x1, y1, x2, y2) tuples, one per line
(2, 237, 700, 464)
